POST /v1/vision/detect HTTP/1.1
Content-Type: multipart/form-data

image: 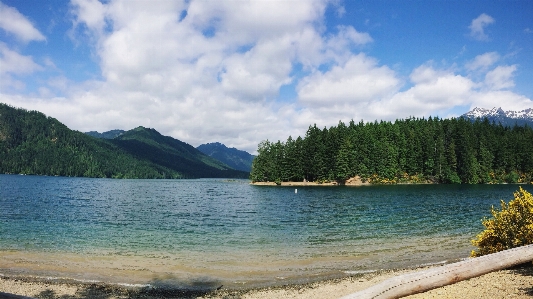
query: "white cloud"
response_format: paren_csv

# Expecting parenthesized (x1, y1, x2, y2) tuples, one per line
(0, 3, 45, 92)
(297, 53, 399, 106)
(0, 42, 43, 91)
(372, 65, 474, 119)
(69, 0, 108, 38)
(469, 13, 494, 41)
(470, 91, 532, 112)
(220, 37, 293, 101)
(202, 0, 327, 44)
(322, 26, 373, 65)
(0, 2, 45, 42)
(465, 52, 500, 71)
(30, 0, 337, 152)
(47, 76, 70, 91)
(0, 74, 25, 91)
(409, 62, 451, 84)
(329, 26, 373, 48)
(484, 65, 516, 90)
(0, 42, 42, 74)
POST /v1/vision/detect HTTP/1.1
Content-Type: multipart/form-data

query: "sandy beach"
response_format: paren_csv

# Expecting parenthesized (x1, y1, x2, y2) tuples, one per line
(251, 176, 371, 187)
(1, 264, 531, 299)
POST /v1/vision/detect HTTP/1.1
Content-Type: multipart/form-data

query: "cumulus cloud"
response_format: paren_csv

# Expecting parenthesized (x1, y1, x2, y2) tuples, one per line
(470, 91, 532, 112)
(469, 13, 494, 41)
(0, 42, 42, 74)
(370, 65, 474, 119)
(0, 42, 43, 91)
(63, 0, 388, 151)
(297, 53, 399, 106)
(55, 0, 335, 151)
(484, 65, 517, 90)
(409, 63, 451, 84)
(465, 52, 500, 71)
(329, 26, 373, 48)
(219, 39, 293, 101)
(0, 2, 45, 42)
(69, 0, 108, 39)
(0, 3, 44, 92)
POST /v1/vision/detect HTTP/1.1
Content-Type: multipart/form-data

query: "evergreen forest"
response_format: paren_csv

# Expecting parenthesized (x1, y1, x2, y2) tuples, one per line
(197, 142, 256, 172)
(0, 104, 248, 179)
(250, 117, 533, 184)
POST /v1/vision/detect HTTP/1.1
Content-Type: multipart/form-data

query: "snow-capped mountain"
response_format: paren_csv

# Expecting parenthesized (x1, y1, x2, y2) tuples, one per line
(462, 107, 533, 127)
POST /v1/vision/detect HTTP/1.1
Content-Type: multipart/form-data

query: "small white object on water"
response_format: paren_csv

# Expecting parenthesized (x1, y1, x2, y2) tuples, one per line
(295, 189, 297, 194)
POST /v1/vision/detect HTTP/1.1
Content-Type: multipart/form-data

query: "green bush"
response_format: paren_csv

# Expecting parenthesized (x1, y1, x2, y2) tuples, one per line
(471, 187, 533, 257)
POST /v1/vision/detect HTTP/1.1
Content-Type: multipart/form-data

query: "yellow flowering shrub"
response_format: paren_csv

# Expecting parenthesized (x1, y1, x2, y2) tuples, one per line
(471, 187, 533, 257)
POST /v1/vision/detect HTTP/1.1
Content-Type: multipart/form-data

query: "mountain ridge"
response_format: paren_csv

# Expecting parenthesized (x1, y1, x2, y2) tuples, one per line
(0, 103, 248, 179)
(111, 126, 244, 177)
(197, 142, 255, 172)
(85, 129, 125, 139)
(462, 107, 533, 127)
(86, 130, 256, 172)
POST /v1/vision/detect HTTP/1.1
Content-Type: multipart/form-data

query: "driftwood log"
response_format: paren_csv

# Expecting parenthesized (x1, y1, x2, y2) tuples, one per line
(340, 244, 533, 299)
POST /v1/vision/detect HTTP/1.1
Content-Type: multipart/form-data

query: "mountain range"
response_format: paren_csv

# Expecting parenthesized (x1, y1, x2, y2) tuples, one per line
(0, 103, 248, 179)
(85, 129, 125, 139)
(461, 107, 533, 127)
(197, 142, 255, 172)
(86, 132, 255, 172)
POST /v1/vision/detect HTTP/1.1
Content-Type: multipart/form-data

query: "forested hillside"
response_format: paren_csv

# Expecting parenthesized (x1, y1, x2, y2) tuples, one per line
(85, 129, 125, 139)
(0, 104, 248, 179)
(250, 117, 533, 184)
(197, 142, 255, 172)
(111, 127, 248, 178)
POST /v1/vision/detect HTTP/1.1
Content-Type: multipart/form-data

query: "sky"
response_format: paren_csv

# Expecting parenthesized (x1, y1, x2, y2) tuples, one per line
(0, 0, 532, 153)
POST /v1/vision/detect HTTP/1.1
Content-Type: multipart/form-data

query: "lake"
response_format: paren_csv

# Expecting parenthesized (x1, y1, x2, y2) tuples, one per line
(0, 174, 527, 289)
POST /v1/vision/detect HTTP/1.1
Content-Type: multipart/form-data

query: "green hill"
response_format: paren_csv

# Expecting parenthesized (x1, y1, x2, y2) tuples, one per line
(110, 127, 247, 178)
(0, 103, 248, 179)
(197, 142, 255, 172)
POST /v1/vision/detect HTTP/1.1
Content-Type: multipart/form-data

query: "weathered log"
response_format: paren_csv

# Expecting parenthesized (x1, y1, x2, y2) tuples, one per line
(340, 244, 533, 299)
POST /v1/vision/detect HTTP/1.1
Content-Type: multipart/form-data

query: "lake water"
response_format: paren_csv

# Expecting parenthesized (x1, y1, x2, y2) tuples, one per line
(0, 174, 527, 289)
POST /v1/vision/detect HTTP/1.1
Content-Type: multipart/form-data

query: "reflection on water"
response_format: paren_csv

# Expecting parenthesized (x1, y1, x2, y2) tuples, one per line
(0, 174, 526, 287)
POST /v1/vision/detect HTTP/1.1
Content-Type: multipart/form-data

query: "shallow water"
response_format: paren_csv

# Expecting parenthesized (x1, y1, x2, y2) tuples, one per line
(0, 175, 526, 288)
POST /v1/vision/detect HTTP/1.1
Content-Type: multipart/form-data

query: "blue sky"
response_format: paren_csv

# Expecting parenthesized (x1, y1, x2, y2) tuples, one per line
(1, 0, 532, 153)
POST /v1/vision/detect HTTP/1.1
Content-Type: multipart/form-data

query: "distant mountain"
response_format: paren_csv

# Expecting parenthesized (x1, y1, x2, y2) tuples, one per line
(462, 107, 533, 127)
(85, 129, 125, 139)
(0, 103, 248, 179)
(197, 142, 255, 172)
(111, 127, 248, 178)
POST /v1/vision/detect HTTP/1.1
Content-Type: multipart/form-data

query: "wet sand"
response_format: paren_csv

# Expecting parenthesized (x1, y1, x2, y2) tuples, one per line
(0, 233, 474, 290)
(1, 264, 531, 299)
(251, 176, 370, 186)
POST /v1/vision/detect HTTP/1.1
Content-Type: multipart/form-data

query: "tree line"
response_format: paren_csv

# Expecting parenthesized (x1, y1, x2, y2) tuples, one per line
(250, 117, 533, 184)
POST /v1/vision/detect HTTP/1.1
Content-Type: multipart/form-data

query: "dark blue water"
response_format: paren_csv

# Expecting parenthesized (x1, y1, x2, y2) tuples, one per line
(0, 174, 527, 287)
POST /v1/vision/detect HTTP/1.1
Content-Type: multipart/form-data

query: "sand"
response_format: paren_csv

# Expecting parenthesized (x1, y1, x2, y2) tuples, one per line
(251, 176, 370, 187)
(1, 264, 531, 299)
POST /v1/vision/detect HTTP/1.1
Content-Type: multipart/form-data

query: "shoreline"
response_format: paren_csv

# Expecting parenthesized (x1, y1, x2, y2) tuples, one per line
(251, 176, 533, 187)
(251, 176, 371, 186)
(1, 264, 532, 298)
(0, 243, 477, 296)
